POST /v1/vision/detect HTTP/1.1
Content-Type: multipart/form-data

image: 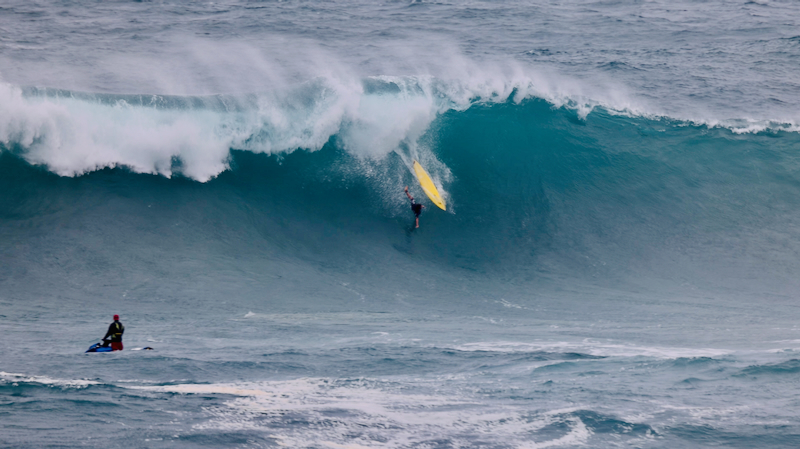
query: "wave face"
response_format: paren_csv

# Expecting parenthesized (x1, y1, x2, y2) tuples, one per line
(3, 90, 800, 298)
(4, 86, 800, 449)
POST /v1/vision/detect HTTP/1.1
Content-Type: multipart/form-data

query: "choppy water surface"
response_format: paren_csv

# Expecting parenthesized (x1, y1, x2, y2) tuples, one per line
(2, 1, 800, 447)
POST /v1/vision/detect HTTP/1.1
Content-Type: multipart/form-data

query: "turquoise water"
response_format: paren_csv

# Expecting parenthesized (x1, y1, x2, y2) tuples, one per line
(3, 1, 800, 447)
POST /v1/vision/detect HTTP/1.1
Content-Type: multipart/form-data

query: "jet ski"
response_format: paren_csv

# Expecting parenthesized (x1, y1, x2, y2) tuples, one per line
(86, 343, 153, 353)
(86, 343, 114, 353)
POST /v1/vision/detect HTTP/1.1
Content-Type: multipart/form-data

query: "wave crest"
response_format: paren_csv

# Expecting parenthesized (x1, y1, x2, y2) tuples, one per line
(2, 66, 799, 183)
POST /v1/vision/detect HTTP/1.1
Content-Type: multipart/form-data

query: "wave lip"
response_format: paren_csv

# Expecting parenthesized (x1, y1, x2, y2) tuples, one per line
(3, 64, 800, 185)
(0, 82, 231, 181)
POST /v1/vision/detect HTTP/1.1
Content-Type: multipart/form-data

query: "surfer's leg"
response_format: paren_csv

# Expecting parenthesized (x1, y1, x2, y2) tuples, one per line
(415, 217, 419, 228)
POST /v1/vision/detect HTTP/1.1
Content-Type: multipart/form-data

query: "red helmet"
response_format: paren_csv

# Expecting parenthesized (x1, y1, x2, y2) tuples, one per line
(113, 314, 119, 320)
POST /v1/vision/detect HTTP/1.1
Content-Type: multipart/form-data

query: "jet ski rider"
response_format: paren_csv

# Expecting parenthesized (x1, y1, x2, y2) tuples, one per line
(101, 314, 125, 351)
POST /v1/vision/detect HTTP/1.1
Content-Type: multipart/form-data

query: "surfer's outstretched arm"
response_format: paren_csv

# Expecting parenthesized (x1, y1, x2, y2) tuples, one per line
(404, 186, 414, 201)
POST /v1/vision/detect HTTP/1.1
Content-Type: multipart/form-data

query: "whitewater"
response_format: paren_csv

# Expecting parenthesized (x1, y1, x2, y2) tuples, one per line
(3, 1, 800, 447)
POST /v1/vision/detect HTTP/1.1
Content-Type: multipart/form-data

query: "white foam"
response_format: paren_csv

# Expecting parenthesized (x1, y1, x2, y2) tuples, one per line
(0, 39, 643, 186)
(0, 75, 447, 184)
(451, 340, 730, 359)
(131, 377, 594, 448)
(0, 371, 99, 388)
(518, 418, 592, 449)
(3, 41, 794, 187)
(0, 83, 231, 182)
(497, 299, 526, 309)
(133, 384, 274, 397)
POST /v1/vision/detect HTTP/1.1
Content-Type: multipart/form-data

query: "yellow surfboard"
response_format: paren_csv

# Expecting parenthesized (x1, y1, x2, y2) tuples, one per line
(413, 160, 446, 211)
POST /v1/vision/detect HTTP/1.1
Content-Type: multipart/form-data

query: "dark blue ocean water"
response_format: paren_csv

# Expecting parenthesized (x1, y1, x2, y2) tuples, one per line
(3, 1, 800, 447)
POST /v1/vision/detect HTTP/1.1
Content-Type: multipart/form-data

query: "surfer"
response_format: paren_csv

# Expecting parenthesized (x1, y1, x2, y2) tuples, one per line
(100, 314, 125, 351)
(404, 186, 425, 228)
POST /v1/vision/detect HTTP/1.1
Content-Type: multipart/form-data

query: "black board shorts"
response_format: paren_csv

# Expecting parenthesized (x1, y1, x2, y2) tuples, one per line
(411, 201, 422, 217)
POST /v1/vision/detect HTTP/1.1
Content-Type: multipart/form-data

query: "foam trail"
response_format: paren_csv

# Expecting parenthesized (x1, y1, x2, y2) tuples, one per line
(131, 378, 593, 448)
(0, 371, 99, 388)
(453, 341, 731, 359)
